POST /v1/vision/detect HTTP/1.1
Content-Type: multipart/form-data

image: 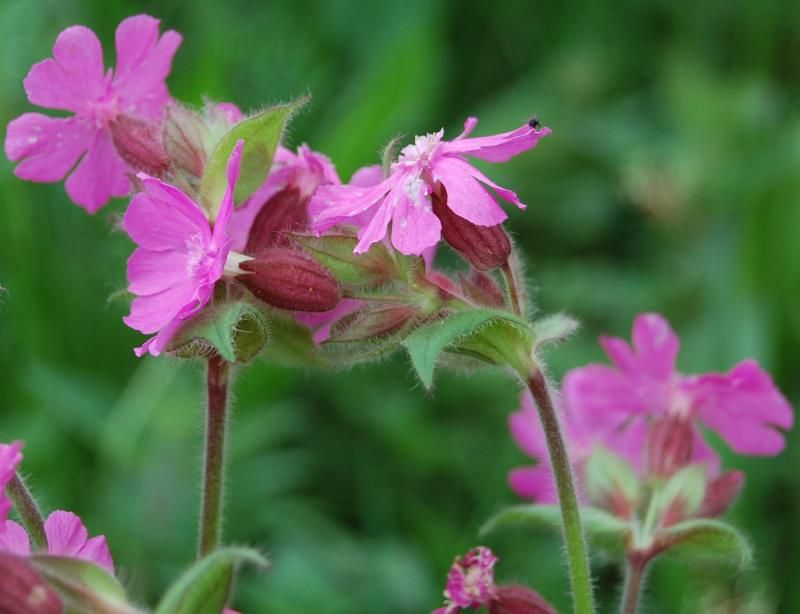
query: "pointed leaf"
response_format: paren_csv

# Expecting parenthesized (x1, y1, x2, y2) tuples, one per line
(200, 99, 306, 216)
(532, 313, 579, 348)
(155, 547, 269, 614)
(167, 300, 270, 364)
(655, 519, 753, 568)
(653, 464, 708, 521)
(404, 309, 533, 388)
(31, 555, 139, 614)
(291, 232, 397, 287)
(585, 445, 641, 513)
(480, 504, 630, 557)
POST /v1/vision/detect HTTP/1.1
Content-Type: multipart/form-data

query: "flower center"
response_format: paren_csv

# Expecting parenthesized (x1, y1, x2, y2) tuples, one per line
(394, 130, 444, 170)
(185, 234, 218, 278)
(89, 92, 120, 129)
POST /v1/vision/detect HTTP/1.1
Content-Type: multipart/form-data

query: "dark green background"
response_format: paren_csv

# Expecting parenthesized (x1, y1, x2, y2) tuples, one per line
(1, 1, 798, 612)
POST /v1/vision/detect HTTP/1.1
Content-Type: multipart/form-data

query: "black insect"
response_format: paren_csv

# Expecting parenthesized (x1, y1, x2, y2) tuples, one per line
(528, 115, 541, 130)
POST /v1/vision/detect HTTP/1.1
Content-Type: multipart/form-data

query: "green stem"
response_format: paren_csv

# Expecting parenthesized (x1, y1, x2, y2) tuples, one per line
(198, 354, 231, 558)
(620, 556, 647, 614)
(7, 474, 48, 550)
(527, 370, 595, 614)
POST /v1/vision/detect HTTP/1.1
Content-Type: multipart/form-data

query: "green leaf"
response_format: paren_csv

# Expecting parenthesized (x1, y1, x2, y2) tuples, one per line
(263, 313, 326, 368)
(585, 445, 641, 510)
(167, 300, 270, 363)
(653, 464, 708, 520)
(30, 555, 139, 614)
(155, 547, 269, 614)
(404, 309, 533, 388)
(532, 313, 579, 348)
(199, 99, 306, 216)
(655, 519, 753, 568)
(480, 504, 630, 557)
(291, 232, 396, 287)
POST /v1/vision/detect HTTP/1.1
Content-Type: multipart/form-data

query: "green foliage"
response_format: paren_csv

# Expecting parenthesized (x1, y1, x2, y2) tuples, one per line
(657, 519, 753, 569)
(585, 445, 641, 510)
(155, 547, 269, 614)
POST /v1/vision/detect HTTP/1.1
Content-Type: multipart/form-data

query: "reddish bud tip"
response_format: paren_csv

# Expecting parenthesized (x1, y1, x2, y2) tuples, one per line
(238, 248, 341, 312)
(432, 191, 511, 271)
(647, 417, 694, 478)
(0, 553, 62, 613)
(459, 270, 505, 307)
(245, 188, 308, 253)
(489, 585, 557, 614)
(700, 470, 745, 518)
(110, 115, 170, 176)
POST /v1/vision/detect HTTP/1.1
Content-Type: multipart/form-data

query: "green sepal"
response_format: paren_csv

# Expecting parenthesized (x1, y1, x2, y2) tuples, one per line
(200, 99, 306, 217)
(480, 504, 630, 557)
(652, 464, 708, 520)
(262, 313, 327, 368)
(404, 309, 534, 389)
(167, 300, 270, 364)
(585, 445, 641, 512)
(655, 519, 753, 568)
(155, 547, 269, 614)
(30, 555, 141, 614)
(532, 313, 579, 349)
(291, 232, 397, 287)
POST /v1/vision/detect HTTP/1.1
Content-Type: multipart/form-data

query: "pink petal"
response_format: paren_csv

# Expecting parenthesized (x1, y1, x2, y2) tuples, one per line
(0, 521, 31, 556)
(309, 175, 398, 234)
(563, 364, 653, 418)
(216, 103, 243, 124)
(44, 511, 89, 557)
(349, 164, 384, 187)
(126, 248, 193, 296)
(24, 25, 107, 113)
(355, 199, 394, 253)
(689, 360, 794, 456)
(598, 336, 638, 374)
(294, 298, 364, 344)
(5, 113, 93, 182)
(630, 313, 680, 381)
(78, 535, 114, 574)
(690, 429, 721, 477)
(134, 316, 186, 357)
(508, 466, 557, 503)
(431, 157, 507, 226)
(123, 181, 209, 251)
(123, 281, 199, 334)
(390, 177, 442, 255)
(65, 130, 130, 213)
(113, 15, 182, 119)
(443, 119, 551, 163)
(509, 403, 548, 460)
(447, 156, 526, 210)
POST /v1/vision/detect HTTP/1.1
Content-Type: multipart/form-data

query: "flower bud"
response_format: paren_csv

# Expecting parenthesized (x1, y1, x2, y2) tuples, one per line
(0, 553, 62, 613)
(327, 304, 419, 342)
(245, 188, 307, 253)
(110, 115, 170, 176)
(459, 270, 505, 307)
(646, 416, 694, 478)
(237, 248, 340, 312)
(432, 191, 511, 271)
(489, 585, 557, 614)
(163, 104, 211, 179)
(699, 470, 744, 518)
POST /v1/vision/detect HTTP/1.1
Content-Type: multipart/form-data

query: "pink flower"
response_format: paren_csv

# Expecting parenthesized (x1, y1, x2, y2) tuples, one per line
(0, 511, 114, 574)
(4, 15, 182, 212)
(563, 313, 793, 463)
(229, 144, 340, 252)
(0, 442, 23, 526)
(434, 546, 498, 614)
(309, 117, 550, 255)
(122, 141, 244, 357)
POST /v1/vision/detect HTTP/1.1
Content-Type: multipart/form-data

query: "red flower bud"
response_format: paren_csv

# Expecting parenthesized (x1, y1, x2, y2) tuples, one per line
(459, 270, 505, 307)
(0, 553, 62, 613)
(432, 191, 511, 271)
(699, 470, 744, 518)
(489, 585, 557, 614)
(237, 248, 340, 312)
(328, 304, 420, 342)
(245, 188, 308, 253)
(110, 115, 170, 176)
(646, 416, 694, 478)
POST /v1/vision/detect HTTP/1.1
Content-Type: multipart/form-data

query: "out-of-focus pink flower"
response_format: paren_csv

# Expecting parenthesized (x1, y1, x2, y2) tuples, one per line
(0, 442, 23, 526)
(229, 145, 340, 252)
(123, 141, 244, 357)
(433, 546, 498, 614)
(309, 117, 550, 256)
(4, 15, 182, 212)
(564, 313, 793, 463)
(0, 511, 114, 574)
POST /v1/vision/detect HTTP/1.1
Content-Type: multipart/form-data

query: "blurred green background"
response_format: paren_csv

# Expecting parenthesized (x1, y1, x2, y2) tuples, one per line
(1, 0, 798, 612)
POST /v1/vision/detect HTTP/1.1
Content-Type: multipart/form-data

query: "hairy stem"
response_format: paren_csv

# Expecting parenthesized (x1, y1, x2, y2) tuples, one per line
(501, 262, 522, 316)
(620, 556, 647, 614)
(7, 474, 48, 550)
(198, 354, 231, 558)
(527, 370, 595, 614)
